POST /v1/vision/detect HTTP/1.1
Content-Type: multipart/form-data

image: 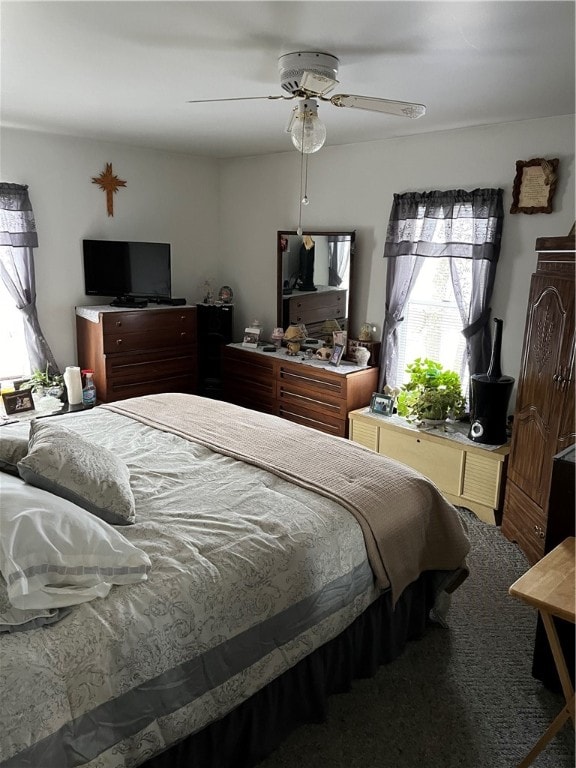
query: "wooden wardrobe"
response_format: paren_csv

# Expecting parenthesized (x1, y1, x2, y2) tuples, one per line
(502, 235, 575, 564)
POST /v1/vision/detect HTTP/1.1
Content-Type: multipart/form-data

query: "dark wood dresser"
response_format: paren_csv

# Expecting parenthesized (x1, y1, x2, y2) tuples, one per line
(222, 344, 378, 437)
(502, 235, 575, 564)
(76, 305, 197, 403)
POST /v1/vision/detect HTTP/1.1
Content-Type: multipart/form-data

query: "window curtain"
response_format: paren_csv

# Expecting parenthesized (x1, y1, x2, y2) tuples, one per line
(327, 236, 349, 287)
(378, 188, 504, 391)
(0, 183, 60, 375)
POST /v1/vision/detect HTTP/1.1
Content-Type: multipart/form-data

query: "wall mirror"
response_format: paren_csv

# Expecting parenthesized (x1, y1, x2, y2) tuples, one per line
(277, 230, 355, 339)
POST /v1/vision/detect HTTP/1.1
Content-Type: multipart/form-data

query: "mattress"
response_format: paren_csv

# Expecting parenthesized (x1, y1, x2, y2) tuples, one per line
(0, 405, 379, 767)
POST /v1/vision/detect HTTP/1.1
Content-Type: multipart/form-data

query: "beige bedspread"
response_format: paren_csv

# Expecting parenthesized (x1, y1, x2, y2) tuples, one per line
(104, 393, 470, 602)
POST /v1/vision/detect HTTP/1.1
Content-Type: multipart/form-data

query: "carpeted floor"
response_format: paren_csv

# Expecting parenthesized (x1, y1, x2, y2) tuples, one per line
(258, 509, 575, 768)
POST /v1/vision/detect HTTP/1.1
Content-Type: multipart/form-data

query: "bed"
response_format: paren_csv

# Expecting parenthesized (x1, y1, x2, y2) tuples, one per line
(0, 393, 470, 768)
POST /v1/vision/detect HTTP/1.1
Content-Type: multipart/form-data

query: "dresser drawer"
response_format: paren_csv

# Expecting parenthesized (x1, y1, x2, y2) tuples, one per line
(287, 289, 346, 313)
(277, 383, 348, 420)
(103, 326, 195, 354)
(278, 364, 346, 400)
(102, 309, 195, 334)
(377, 429, 464, 496)
(279, 401, 346, 437)
(105, 347, 195, 380)
(105, 372, 196, 401)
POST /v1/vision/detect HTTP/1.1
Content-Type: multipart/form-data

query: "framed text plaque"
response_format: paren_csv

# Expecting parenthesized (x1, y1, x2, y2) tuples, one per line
(510, 158, 559, 214)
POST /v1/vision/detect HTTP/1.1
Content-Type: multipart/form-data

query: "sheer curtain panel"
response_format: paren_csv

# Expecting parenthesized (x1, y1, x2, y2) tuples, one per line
(379, 188, 504, 391)
(0, 183, 59, 375)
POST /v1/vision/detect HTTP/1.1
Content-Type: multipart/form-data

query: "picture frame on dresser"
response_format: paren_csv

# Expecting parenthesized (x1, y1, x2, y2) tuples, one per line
(329, 343, 345, 366)
(370, 392, 394, 416)
(2, 389, 35, 414)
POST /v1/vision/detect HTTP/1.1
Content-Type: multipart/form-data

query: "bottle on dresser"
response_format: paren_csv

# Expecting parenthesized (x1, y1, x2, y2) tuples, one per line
(81, 369, 97, 407)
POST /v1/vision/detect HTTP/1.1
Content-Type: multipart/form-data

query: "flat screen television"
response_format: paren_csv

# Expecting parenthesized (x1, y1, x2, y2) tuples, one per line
(83, 240, 171, 302)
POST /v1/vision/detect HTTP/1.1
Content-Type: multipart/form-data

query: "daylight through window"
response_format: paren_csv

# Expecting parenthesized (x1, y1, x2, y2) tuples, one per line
(395, 258, 470, 395)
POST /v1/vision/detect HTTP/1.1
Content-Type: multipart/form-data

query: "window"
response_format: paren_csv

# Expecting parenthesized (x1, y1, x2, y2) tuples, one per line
(379, 188, 504, 395)
(0, 281, 29, 381)
(395, 258, 470, 394)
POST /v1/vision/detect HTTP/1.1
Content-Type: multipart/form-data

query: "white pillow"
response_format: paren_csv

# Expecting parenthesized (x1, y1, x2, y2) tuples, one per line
(0, 474, 151, 610)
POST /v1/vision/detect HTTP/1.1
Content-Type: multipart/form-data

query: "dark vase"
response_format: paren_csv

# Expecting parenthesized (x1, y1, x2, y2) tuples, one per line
(468, 318, 515, 445)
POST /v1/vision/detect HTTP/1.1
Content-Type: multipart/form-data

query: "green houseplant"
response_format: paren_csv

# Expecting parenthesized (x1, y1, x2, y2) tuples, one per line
(19, 363, 64, 397)
(396, 358, 465, 424)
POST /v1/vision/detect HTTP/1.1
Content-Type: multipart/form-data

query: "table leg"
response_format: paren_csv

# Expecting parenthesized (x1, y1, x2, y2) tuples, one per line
(516, 609, 575, 768)
(541, 610, 575, 724)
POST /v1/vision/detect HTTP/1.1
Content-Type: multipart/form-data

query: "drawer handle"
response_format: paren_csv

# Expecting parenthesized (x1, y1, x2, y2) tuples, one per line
(115, 320, 122, 327)
(180, 315, 187, 321)
(116, 338, 123, 346)
(180, 331, 187, 338)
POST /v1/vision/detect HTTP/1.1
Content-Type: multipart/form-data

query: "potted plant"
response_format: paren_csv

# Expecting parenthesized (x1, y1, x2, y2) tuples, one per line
(396, 358, 465, 425)
(19, 363, 64, 399)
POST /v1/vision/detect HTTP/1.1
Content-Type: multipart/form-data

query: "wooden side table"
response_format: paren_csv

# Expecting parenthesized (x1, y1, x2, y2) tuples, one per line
(509, 537, 575, 767)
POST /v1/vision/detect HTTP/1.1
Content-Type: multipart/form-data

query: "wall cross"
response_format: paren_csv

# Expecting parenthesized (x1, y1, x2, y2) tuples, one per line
(91, 163, 127, 217)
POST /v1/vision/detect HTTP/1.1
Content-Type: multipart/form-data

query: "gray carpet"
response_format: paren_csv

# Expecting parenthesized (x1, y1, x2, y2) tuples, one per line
(259, 510, 575, 768)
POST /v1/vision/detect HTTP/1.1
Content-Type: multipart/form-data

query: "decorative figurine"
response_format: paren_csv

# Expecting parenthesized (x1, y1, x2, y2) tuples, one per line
(315, 347, 332, 361)
(271, 327, 285, 348)
(218, 285, 233, 303)
(359, 323, 374, 342)
(284, 323, 306, 355)
(355, 347, 371, 367)
(202, 280, 214, 304)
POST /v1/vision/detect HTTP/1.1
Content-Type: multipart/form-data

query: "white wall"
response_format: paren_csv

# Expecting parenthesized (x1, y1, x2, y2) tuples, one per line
(2, 115, 574, 407)
(1, 128, 220, 367)
(219, 115, 575, 403)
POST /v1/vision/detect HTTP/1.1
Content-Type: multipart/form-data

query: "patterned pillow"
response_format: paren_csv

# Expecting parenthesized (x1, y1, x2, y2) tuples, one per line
(17, 420, 136, 525)
(0, 426, 29, 476)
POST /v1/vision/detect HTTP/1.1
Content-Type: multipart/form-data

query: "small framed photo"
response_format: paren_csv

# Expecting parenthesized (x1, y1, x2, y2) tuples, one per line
(2, 388, 35, 415)
(333, 330, 347, 348)
(369, 392, 394, 416)
(329, 343, 345, 366)
(242, 326, 262, 349)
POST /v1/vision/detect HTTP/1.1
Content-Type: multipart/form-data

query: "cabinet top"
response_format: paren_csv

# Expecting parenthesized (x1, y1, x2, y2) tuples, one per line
(226, 342, 372, 377)
(76, 304, 194, 323)
(535, 235, 575, 252)
(349, 407, 510, 456)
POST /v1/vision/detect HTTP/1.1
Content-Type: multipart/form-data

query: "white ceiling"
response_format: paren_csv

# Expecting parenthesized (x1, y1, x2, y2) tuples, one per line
(1, 1, 574, 159)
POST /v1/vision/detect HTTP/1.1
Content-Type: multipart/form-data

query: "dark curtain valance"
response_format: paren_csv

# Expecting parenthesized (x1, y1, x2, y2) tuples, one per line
(384, 188, 504, 262)
(0, 183, 39, 248)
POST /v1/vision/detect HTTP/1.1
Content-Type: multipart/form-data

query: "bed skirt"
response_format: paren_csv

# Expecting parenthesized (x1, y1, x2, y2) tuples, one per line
(144, 570, 443, 768)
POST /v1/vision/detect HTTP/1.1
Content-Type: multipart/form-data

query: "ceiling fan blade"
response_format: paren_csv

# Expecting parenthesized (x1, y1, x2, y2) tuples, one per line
(328, 94, 426, 119)
(186, 95, 294, 104)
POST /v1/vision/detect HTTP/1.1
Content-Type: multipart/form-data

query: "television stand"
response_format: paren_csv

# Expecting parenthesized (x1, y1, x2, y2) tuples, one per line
(110, 297, 148, 308)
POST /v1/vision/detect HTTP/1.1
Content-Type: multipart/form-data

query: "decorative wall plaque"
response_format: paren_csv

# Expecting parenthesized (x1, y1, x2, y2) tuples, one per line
(510, 158, 559, 214)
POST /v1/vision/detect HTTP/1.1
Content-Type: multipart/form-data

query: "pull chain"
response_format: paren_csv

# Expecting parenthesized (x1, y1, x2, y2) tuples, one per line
(297, 112, 309, 236)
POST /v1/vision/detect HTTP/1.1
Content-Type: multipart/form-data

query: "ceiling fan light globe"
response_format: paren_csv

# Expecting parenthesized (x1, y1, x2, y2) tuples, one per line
(290, 117, 326, 153)
(290, 98, 326, 153)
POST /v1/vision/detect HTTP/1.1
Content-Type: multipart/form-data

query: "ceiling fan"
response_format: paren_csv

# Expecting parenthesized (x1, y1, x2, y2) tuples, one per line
(187, 51, 426, 153)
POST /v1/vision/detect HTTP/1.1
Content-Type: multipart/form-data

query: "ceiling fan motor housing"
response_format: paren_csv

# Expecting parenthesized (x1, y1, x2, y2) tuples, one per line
(278, 51, 339, 94)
